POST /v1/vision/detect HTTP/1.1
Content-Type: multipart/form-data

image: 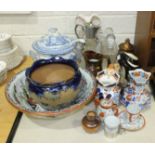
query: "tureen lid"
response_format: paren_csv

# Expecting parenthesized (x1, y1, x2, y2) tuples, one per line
(32, 28, 76, 55)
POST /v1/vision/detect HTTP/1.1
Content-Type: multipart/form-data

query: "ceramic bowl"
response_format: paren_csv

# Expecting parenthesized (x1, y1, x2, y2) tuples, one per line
(0, 33, 12, 53)
(0, 45, 24, 70)
(25, 57, 82, 107)
(0, 61, 7, 84)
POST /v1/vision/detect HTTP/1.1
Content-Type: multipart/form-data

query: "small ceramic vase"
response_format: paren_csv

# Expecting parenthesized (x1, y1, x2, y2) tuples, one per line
(104, 115, 120, 138)
(121, 69, 151, 110)
(96, 69, 121, 105)
(95, 94, 119, 121)
(82, 111, 101, 133)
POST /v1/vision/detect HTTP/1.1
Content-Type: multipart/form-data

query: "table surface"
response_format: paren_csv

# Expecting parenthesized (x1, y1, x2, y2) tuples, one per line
(2, 56, 155, 143)
(13, 97, 155, 143)
(0, 56, 33, 143)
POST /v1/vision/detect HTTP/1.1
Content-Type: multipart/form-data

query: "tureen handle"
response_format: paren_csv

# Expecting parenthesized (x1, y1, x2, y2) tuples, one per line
(50, 56, 64, 61)
(71, 38, 85, 51)
(71, 38, 85, 44)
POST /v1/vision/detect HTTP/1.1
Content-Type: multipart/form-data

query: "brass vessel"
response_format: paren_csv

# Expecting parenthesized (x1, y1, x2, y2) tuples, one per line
(82, 111, 101, 133)
(119, 38, 135, 53)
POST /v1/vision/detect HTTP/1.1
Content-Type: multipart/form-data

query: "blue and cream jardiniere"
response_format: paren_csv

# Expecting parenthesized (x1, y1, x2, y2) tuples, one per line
(25, 57, 82, 107)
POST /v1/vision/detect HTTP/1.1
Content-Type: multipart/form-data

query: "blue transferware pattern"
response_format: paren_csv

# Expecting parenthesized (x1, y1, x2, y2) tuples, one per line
(32, 28, 74, 55)
(6, 68, 96, 117)
(25, 57, 81, 95)
(31, 28, 85, 64)
(121, 69, 151, 110)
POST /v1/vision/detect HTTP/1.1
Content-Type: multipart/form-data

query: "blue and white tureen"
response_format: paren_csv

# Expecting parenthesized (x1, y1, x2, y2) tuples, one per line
(30, 28, 85, 64)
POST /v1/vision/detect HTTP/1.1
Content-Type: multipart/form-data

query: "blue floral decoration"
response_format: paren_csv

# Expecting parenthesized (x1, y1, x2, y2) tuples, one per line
(25, 57, 81, 96)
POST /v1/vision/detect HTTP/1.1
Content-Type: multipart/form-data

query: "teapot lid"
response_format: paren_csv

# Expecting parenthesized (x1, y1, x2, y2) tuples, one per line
(119, 38, 134, 52)
(32, 28, 76, 55)
(96, 69, 120, 87)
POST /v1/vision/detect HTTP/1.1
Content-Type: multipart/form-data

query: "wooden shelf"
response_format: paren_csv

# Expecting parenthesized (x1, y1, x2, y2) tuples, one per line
(0, 56, 33, 143)
(135, 11, 155, 69)
(151, 32, 155, 38)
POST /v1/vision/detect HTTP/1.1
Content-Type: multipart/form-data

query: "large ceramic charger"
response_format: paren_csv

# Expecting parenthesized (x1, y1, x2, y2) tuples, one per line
(6, 68, 96, 118)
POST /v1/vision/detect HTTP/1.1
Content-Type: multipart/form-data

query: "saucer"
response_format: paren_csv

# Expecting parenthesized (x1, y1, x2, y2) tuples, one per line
(6, 68, 96, 118)
(121, 87, 151, 110)
(118, 110, 145, 131)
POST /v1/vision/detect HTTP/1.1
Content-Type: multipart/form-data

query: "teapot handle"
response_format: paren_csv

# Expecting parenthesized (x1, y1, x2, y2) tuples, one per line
(112, 104, 119, 116)
(75, 24, 85, 39)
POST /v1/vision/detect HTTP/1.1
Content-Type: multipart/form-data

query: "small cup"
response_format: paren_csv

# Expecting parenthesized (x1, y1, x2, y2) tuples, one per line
(82, 111, 101, 133)
(127, 104, 141, 122)
(0, 61, 7, 84)
(104, 115, 120, 138)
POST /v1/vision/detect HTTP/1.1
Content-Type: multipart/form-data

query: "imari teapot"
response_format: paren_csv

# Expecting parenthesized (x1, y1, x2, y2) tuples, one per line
(95, 94, 118, 121)
(121, 69, 151, 110)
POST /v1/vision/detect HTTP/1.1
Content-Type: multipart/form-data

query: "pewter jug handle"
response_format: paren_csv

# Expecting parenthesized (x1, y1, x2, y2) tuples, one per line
(75, 24, 85, 39)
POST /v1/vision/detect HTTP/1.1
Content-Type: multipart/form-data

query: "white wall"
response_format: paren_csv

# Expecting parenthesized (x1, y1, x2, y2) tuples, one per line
(0, 11, 137, 55)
